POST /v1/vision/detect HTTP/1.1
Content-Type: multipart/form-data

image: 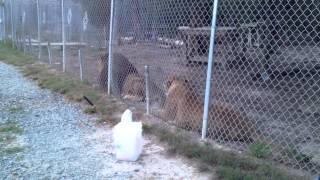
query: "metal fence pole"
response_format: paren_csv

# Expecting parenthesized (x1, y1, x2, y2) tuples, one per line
(0, 6, 3, 41)
(144, 65, 150, 115)
(36, 0, 41, 60)
(22, 11, 26, 54)
(28, 35, 32, 54)
(79, 21, 84, 81)
(61, 0, 66, 72)
(201, 0, 219, 140)
(78, 49, 83, 81)
(10, 0, 14, 48)
(107, 0, 115, 95)
(47, 41, 52, 65)
(3, 5, 6, 43)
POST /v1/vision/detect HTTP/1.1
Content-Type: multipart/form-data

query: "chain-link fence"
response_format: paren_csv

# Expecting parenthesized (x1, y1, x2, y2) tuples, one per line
(1, 0, 319, 175)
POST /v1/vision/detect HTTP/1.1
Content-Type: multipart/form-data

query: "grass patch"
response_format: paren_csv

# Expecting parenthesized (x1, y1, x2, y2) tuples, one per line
(0, 43, 35, 67)
(0, 135, 16, 143)
(83, 90, 102, 104)
(0, 122, 23, 134)
(84, 107, 97, 114)
(143, 124, 305, 180)
(249, 141, 272, 159)
(0, 147, 25, 156)
(142, 123, 153, 134)
(38, 75, 76, 94)
(216, 164, 290, 180)
(283, 147, 313, 165)
(8, 106, 23, 114)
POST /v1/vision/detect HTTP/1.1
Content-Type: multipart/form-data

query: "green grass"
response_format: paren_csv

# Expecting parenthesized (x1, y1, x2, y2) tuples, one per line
(0, 122, 23, 134)
(0, 120, 25, 157)
(84, 107, 97, 114)
(83, 90, 102, 104)
(0, 43, 35, 67)
(0, 135, 16, 143)
(283, 147, 312, 165)
(0, 147, 25, 156)
(143, 124, 306, 180)
(216, 163, 292, 180)
(249, 142, 272, 159)
(8, 106, 23, 114)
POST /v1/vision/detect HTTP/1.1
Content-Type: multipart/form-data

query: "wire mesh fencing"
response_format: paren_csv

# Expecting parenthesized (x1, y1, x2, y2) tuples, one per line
(207, 0, 320, 173)
(1, 0, 320, 175)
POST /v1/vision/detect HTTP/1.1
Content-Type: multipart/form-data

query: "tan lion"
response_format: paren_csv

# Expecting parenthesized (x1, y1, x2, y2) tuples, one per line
(122, 73, 145, 102)
(163, 75, 254, 142)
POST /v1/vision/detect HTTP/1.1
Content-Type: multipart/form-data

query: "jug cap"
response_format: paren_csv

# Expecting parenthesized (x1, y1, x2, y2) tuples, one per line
(121, 109, 133, 123)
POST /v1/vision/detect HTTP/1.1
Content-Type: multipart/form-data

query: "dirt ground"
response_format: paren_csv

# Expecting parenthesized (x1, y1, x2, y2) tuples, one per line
(38, 41, 320, 173)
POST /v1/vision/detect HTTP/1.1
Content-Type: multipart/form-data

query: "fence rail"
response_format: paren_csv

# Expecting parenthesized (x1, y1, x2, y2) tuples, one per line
(1, 0, 319, 175)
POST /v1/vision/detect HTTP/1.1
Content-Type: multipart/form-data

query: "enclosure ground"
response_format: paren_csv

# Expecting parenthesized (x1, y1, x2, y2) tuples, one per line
(0, 44, 312, 179)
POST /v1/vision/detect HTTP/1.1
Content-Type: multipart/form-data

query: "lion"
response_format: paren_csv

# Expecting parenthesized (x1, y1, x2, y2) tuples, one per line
(121, 72, 167, 107)
(98, 53, 138, 96)
(122, 73, 145, 102)
(162, 75, 203, 129)
(163, 75, 254, 142)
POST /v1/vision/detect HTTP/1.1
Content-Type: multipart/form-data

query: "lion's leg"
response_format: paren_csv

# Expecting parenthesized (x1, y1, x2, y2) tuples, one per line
(163, 97, 177, 121)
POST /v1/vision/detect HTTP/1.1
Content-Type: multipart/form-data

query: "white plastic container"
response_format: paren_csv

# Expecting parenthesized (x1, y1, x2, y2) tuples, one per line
(112, 109, 143, 161)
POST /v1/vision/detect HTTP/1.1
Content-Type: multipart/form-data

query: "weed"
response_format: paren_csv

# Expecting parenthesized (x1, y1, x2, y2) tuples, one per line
(0, 122, 23, 134)
(15, 156, 25, 161)
(84, 107, 97, 114)
(0, 147, 25, 156)
(217, 166, 254, 180)
(0, 44, 34, 66)
(38, 76, 75, 94)
(142, 124, 153, 134)
(142, 123, 306, 179)
(283, 147, 312, 164)
(9, 106, 23, 113)
(73, 95, 84, 102)
(83, 91, 102, 104)
(198, 163, 211, 172)
(22, 65, 45, 77)
(217, 163, 295, 180)
(249, 142, 272, 159)
(0, 135, 16, 143)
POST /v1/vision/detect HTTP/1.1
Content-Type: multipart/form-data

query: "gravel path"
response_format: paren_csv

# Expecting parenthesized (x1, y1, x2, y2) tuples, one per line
(0, 62, 210, 179)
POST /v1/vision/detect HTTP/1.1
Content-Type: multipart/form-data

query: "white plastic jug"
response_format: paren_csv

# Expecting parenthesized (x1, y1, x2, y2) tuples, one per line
(113, 109, 143, 161)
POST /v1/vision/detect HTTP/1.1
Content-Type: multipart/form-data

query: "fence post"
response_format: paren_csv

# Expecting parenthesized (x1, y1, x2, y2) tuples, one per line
(67, 8, 72, 42)
(61, 0, 66, 72)
(144, 65, 150, 115)
(0, 6, 3, 42)
(201, 0, 220, 140)
(79, 11, 88, 81)
(28, 35, 31, 54)
(107, 0, 115, 95)
(47, 41, 52, 65)
(3, 5, 6, 43)
(10, 0, 14, 48)
(36, 0, 41, 60)
(78, 48, 83, 81)
(22, 11, 26, 54)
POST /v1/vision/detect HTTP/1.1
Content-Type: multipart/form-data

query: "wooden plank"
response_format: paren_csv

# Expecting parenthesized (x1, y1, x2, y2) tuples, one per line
(26, 42, 87, 47)
(178, 26, 237, 36)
